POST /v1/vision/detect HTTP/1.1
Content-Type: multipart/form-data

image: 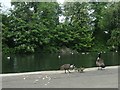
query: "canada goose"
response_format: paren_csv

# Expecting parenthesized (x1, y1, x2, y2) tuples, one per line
(60, 64, 75, 73)
(96, 53, 105, 70)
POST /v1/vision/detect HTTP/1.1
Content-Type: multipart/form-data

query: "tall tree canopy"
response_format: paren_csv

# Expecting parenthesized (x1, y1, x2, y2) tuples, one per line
(2, 2, 61, 53)
(62, 2, 94, 52)
(89, 2, 109, 51)
(2, 2, 120, 53)
(99, 2, 120, 51)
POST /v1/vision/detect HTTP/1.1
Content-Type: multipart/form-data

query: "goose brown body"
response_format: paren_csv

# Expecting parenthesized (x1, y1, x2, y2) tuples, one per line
(60, 64, 75, 73)
(96, 53, 105, 70)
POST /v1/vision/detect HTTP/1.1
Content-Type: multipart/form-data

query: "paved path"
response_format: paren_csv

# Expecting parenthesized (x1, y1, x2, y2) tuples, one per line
(2, 66, 119, 88)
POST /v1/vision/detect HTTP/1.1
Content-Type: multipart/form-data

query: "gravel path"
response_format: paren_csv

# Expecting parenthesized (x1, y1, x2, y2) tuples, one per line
(2, 66, 119, 88)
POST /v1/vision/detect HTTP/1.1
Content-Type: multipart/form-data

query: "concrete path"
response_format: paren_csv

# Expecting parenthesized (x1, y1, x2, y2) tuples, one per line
(1, 66, 119, 88)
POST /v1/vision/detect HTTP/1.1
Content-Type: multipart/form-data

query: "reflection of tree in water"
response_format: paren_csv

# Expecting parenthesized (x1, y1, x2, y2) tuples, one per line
(3, 52, 119, 73)
(112, 52, 119, 65)
(7, 56, 14, 73)
(13, 57, 18, 72)
(4, 55, 34, 73)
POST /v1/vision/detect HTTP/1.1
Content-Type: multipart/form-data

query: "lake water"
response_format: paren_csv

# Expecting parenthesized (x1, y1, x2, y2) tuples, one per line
(2, 52, 119, 73)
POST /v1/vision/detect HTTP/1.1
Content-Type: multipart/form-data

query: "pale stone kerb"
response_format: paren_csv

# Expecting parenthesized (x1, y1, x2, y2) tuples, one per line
(1, 66, 118, 77)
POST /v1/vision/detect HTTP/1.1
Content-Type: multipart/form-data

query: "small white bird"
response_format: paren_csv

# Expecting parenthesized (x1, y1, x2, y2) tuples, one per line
(82, 53, 85, 55)
(58, 55, 61, 58)
(7, 57, 10, 59)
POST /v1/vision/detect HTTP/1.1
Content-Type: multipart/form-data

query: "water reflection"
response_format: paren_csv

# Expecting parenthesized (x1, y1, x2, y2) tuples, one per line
(2, 52, 119, 73)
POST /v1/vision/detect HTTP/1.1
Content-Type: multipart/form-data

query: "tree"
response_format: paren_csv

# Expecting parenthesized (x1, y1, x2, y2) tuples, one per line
(2, 2, 120, 53)
(90, 2, 109, 51)
(0, 3, 2, 52)
(2, 2, 61, 53)
(108, 28, 120, 51)
(99, 2, 120, 51)
(62, 2, 94, 52)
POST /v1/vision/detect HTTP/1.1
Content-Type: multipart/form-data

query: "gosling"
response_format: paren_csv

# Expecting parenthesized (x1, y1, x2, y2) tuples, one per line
(77, 67, 85, 73)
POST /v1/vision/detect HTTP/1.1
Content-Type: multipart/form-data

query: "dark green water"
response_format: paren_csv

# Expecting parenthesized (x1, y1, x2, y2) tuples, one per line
(2, 52, 119, 74)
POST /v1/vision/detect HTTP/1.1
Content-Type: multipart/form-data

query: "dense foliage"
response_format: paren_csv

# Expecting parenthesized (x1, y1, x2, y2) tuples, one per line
(63, 2, 94, 52)
(99, 2, 120, 51)
(1, 2, 120, 54)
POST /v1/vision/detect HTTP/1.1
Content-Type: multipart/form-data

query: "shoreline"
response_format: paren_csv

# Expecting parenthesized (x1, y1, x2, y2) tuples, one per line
(1, 65, 118, 77)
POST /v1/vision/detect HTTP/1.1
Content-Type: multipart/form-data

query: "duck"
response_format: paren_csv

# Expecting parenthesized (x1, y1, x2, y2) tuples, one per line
(96, 53, 105, 70)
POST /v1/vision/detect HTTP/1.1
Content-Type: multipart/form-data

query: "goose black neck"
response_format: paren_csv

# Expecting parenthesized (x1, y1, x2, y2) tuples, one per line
(98, 53, 101, 58)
